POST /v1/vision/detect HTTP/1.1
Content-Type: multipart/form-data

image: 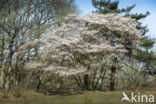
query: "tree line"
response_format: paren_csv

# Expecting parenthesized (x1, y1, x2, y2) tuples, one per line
(0, 0, 155, 94)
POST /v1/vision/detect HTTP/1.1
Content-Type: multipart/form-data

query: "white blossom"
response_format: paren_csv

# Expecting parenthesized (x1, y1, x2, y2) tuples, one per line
(17, 13, 142, 76)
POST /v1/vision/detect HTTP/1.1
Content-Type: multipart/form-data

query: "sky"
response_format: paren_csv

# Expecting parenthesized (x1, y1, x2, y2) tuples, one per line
(75, 0, 156, 39)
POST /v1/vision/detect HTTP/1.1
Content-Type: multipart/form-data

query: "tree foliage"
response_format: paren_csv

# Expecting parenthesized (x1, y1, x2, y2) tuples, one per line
(91, 0, 155, 90)
(18, 13, 142, 90)
(0, 0, 79, 90)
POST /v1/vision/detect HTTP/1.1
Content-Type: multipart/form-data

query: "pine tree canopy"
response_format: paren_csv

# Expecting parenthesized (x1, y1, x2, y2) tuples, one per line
(92, 0, 155, 72)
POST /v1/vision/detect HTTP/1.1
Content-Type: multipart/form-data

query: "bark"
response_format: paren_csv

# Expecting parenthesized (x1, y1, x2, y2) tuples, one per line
(99, 69, 106, 89)
(36, 77, 41, 90)
(110, 65, 116, 91)
(92, 69, 98, 90)
(0, 64, 5, 89)
(73, 75, 84, 89)
(36, 70, 43, 90)
(84, 74, 89, 90)
(83, 64, 90, 90)
(0, 34, 5, 89)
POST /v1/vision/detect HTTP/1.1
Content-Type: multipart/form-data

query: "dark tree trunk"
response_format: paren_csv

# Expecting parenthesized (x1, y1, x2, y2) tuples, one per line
(36, 70, 43, 90)
(110, 65, 116, 91)
(84, 74, 89, 90)
(36, 77, 41, 90)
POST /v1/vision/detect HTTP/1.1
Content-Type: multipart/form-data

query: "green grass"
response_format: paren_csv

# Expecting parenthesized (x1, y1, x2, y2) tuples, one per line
(0, 90, 155, 104)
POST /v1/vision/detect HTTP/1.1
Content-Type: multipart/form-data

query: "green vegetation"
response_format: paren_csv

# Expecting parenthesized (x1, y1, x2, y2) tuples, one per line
(0, 0, 155, 103)
(0, 90, 156, 104)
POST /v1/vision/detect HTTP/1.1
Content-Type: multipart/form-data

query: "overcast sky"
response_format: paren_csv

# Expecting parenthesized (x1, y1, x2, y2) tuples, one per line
(75, 0, 156, 39)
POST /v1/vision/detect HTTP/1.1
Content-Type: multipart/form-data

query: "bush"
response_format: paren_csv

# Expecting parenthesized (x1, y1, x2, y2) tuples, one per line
(10, 87, 23, 99)
(2, 92, 9, 99)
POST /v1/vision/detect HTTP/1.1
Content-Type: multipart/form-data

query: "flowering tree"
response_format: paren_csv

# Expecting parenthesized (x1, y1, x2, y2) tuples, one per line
(17, 13, 141, 90)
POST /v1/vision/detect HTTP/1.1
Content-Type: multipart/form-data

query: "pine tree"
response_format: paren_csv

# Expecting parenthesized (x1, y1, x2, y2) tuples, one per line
(92, 0, 155, 91)
(92, 0, 136, 14)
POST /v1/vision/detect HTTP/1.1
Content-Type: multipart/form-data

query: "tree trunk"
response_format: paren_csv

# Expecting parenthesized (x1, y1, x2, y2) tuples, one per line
(110, 65, 116, 91)
(36, 77, 41, 90)
(0, 64, 5, 89)
(84, 74, 89, 90)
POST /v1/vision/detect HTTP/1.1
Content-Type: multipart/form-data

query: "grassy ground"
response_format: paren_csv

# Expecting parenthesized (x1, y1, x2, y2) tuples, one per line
(0, 89, 155, 104)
